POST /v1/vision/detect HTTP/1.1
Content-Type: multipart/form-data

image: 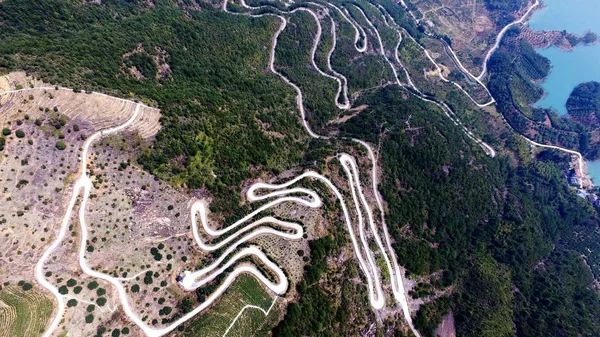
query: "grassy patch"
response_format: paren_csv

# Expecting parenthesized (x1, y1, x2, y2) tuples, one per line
(183, 274, 274, 337)
(0, 286, 54, 337)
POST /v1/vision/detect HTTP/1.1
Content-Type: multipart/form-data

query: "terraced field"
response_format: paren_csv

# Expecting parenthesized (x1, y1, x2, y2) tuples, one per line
(182, 274, 275, 337)
(0, 286, 53, 337)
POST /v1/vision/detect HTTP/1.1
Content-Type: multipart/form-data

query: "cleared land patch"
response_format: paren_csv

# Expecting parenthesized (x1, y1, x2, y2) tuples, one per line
(0, 72, 161, 335)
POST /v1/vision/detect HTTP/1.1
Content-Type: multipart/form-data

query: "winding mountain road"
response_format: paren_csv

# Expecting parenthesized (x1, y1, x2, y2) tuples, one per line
(396, 0, 585, 182)
(36, 104, 142, 337)
(29, 1, 559, 337)
(222, 1, 433, 335)
(477, 0, 541, 80)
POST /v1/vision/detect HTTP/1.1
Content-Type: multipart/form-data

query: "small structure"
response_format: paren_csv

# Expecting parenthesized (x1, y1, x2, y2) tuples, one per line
(569, 167, 583, 187)
(570, 175, 581, 187)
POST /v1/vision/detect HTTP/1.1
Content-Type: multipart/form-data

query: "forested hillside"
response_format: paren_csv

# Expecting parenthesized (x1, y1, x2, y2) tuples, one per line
(483, 0, 526, 26)
(342, 86, 600, 337)
(566, 81, 600, 125)
(0, 0, 310, 217)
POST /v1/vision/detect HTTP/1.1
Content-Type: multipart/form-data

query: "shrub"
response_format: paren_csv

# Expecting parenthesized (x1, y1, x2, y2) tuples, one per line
(96, 297, 107, 306)
(144, 271, 153, 285)
(55, 141, 67, 150)
(161, 306, 172, 315)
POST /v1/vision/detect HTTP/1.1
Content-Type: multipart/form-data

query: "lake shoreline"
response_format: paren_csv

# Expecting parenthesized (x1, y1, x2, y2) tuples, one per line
(525, 0, 600, 187)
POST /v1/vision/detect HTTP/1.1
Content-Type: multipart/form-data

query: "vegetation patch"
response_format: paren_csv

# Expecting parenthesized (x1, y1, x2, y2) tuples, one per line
(182, 274, 273, 337)
(0, 286, 53, 337)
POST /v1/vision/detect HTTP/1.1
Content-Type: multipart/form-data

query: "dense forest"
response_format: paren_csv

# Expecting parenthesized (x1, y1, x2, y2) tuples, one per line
(566, 81, 600, 125)
(483, 0, 526, 26)
(271, 232, 378, 336)
(483, 0, 524, 12)
(341, 85, 600, 337)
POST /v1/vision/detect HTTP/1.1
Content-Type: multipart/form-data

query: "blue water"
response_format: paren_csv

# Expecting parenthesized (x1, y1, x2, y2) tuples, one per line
(533, 46, 600, 115)
(526, 0, 600, 116)
(528, 0, 600, 35)
(526, 0, 600, 184)
(587, 161, 600, 185)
